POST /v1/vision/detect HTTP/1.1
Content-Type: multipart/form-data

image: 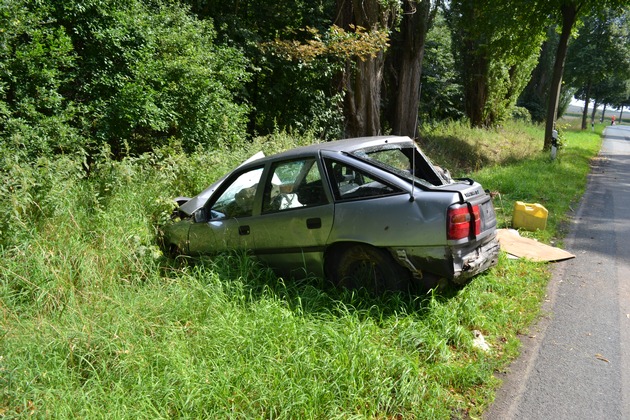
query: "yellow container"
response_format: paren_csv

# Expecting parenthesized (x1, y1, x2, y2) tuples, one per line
(512, 201, 548, 231)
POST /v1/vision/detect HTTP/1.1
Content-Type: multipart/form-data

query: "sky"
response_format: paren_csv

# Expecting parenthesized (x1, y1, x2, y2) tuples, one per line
(571, 97, 627, 112)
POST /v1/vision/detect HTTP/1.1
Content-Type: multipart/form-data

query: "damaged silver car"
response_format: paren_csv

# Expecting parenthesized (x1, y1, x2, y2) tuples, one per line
(162, 136, 500, 292)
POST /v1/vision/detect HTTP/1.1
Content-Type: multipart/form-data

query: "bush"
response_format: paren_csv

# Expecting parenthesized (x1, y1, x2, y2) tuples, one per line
(511, 106, 532, 122)
(0, 0, 251, 161)
(0, 0, 87, 159)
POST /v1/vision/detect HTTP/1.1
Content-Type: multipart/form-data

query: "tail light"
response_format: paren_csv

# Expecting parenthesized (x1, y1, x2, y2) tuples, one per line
(447, 204, 481, 240)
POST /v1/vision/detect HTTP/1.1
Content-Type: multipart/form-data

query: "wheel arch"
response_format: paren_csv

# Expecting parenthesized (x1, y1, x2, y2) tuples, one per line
(323, 240, 411, 279)
(323, 241, 372, 277)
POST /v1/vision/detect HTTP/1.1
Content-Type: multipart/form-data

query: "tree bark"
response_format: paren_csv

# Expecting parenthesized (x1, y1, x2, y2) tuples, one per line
(335, 0, 395, 138)
(581, 81, 592, 129)
(343, 56, 385, 136)
(463, 42, 490, 127)
(544, 3, 579, 150)
(390, 0, 438, 138)
(451, 0, 490, 127)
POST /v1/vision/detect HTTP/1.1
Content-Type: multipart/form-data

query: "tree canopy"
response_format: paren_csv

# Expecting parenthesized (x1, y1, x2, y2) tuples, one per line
(565, 7, 630, 128)
(1, 0, 251, 159)
(2, 0, 630, 160)
(446, 0, 547, 127)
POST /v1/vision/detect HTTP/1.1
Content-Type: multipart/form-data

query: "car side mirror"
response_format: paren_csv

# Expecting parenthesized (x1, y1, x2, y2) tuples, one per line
(193, 208, 208, 223)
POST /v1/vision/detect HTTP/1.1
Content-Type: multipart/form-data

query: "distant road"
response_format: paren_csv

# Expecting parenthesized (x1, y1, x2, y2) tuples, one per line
(485, 125, 630, 420)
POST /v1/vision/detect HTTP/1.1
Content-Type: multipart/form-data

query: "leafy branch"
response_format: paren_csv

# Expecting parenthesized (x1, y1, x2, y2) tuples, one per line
(262, 24, 390, 62)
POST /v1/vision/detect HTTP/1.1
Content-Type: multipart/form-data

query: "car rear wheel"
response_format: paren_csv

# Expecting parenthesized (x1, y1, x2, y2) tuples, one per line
(332, 244, 410, 294)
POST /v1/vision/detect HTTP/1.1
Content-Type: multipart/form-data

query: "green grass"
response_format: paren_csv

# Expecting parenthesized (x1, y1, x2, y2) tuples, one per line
(0, 125, 601, 418)
(473, 124, 602, 244)
(419, 120, 543, 174)
(421, 121, 602, 243)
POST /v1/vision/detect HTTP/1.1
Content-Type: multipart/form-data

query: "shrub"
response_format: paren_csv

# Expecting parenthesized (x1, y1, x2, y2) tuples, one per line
(511, 106, 532, 122)
(1, 0, 251, 161)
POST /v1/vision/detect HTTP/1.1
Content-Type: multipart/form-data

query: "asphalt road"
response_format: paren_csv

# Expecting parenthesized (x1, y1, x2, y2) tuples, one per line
(485, 124, 630, 420)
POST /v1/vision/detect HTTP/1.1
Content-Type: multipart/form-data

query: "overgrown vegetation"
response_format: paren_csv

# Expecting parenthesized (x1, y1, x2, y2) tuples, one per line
(1, 0, 251, 159)
(0, 123, 601, 418)
(0, 0, 618, 415)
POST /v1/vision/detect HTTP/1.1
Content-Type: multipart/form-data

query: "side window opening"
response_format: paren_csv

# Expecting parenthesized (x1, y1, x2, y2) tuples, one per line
(262, 158, 328, 214)
(324, 159, 401, 201)
(210, 167, 264, 219)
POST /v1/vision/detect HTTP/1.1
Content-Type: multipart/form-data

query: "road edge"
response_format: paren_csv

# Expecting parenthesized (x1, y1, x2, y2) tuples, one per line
(482, 142, 601, 420)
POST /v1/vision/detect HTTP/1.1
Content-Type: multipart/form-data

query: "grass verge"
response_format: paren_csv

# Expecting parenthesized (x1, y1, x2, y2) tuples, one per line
(0, 124, 602, 418)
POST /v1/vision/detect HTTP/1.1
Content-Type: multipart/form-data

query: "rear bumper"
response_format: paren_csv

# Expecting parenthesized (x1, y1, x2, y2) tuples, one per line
(451, 233, 500, 283)
(390, 232, 500, 282)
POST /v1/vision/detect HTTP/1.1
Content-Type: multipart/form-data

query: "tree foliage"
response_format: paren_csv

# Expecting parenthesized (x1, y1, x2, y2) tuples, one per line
(264, 25, 389, 62)
(418, 11, 464, 123)
(4, 0, 630, 160)
(565, 7, 630, 128)
(0, 0, 81, 157)
(54, 0, 251, 154)
(184, 0, 342, 139)
(447, 0, 547, 127)
(1, 0, 250, 159)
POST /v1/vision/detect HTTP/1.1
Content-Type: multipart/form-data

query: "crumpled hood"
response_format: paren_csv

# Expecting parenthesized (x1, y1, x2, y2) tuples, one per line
(178, 178, 224, 216)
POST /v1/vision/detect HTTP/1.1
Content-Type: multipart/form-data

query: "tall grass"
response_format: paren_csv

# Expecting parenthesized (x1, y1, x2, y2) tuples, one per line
(419, 120, 543, 174)
(0, 126, 601, 418)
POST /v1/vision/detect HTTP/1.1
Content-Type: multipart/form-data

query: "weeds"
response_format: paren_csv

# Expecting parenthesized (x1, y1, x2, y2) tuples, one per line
(419, 120, 542, 174)
(0, 125, 601, 418)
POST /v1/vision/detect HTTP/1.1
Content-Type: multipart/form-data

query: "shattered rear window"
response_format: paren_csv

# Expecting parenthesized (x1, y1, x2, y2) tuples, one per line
(351, 145, 448, 187)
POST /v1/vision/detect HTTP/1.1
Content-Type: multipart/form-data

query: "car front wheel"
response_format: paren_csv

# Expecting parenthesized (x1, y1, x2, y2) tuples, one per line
(332, 244, 410, 294)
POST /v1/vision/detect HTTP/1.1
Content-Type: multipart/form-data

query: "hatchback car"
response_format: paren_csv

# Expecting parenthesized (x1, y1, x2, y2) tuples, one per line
(162, 136, 500, 292)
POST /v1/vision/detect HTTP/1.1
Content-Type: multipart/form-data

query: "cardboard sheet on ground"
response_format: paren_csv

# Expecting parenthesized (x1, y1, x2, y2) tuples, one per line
(497, 229, 575, 262)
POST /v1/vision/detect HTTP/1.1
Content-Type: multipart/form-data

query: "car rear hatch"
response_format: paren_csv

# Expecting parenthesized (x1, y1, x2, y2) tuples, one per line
(431, 179, 499, 281)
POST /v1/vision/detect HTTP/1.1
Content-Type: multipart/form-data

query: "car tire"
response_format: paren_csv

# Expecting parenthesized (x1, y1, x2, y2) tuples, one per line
(333, 244, 410, 294)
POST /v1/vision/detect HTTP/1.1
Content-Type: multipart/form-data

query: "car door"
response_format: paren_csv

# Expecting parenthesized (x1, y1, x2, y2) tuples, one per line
(188, 166, 264, 254)
(246, 157, 334, 278)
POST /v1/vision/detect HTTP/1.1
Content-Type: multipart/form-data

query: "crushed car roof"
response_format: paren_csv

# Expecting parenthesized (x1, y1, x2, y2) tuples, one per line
(263, 135, 416, 159)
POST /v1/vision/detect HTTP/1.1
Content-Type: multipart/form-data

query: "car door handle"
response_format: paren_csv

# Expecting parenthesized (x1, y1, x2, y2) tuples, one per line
(239, 225, 250, 235)
(306, 218, 321, 229)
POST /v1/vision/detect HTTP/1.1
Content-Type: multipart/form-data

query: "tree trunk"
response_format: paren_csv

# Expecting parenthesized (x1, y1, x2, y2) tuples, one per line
(335, 0, 395, 138)
(452, 0, 490, 128)
(464, 44, 490, 127)
(544, 3, 579, 150)
(581, 82, 592, 130)
(390, 0, 438, 138)
(600, 103, 607, 124)
(344, 56, 385, 137)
